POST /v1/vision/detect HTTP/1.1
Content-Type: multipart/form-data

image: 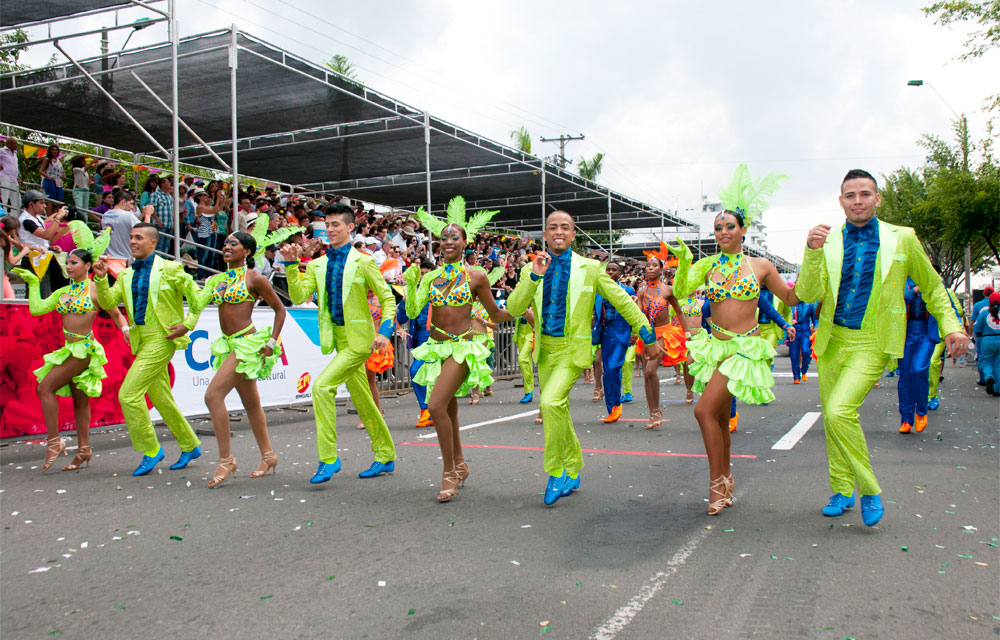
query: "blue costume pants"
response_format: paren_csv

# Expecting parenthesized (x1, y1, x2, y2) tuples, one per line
(897, 321, 934, 425)
(980, 336, 1000, 394)
(599, 331, 630, 413)
(410, 330, 430, 410)
(789, 324, 812, 379)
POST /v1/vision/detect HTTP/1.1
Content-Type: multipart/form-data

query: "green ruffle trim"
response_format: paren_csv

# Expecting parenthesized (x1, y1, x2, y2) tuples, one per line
(412, 337, 494, 398)
(687, 330, 776, 405)
(34, 338, 108, 398)
(210, 326, 282, 380)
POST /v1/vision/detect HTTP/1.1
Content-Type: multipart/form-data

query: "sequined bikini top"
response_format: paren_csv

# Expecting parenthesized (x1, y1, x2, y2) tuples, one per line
(640, 281, 668, 321)
(55, 281, 95, 315)
(679, 296, 702, 316)
(367, 290, 382, 323)
(705, 253, 759, 303)
(428, 263, 472, 307)
(209, 266, 255, 305)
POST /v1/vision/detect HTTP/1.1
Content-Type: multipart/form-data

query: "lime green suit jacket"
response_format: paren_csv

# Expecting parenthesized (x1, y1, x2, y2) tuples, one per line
(507, 251, 652, 368)
(794, 219, 961, 358)
(96, 256, 201, 354)
(286, 247, 396, 355)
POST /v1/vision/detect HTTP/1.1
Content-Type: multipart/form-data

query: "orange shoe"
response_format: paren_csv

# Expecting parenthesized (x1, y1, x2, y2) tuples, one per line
(603, 405, 622, 423)
(801, 375, 808, 382)
(729, 412, 739, 433)
(793, 378, 801, 384)
(416, 409, 433, 428)
(899, 422, 912, 434)
(914, 414, 927, 433)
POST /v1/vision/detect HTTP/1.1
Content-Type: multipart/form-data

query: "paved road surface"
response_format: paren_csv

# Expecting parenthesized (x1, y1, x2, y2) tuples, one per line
(2, 356, 997, 639)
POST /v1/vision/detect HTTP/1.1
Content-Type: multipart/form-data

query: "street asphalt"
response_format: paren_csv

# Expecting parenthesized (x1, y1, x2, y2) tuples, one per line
(1, 351, 997, 640)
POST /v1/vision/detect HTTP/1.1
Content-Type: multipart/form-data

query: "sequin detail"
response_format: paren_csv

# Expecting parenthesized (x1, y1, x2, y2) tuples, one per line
(428, 263, 472, 307)
(680, 295, 702, 317)
(55, 281, 95, 315)
(209, 266, 255, 305)
(639, 281, 669, 322)
(705, 253, 759, 302)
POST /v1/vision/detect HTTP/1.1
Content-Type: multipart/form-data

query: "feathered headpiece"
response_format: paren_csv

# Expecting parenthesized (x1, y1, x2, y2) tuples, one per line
(413, 196, 498, 239)
(643, 241, 678, 267)
(67, 220, 111, 258)
(717, 163, 787, 226)
(246, 213, 305, 259)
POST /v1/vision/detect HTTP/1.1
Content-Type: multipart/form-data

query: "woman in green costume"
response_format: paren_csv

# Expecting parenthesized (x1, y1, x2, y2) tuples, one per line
(672, 165, 799, 515)
(13, 223, 126, 471)
(404, 197, 513, 502)
(197, 218, 295, 487)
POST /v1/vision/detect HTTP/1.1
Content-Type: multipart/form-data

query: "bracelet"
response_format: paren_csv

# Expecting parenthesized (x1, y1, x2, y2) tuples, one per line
(121, 326, 130, 333)
(265, 337, 278, 349)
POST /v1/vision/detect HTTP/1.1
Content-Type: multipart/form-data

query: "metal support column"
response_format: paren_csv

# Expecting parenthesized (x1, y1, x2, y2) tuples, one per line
(169, 0, 181, 259)
(423, 110, 432, 259)
(540, 161, 547, 251)
(607, 192, 613, 258)
(229, 26, 239, 202)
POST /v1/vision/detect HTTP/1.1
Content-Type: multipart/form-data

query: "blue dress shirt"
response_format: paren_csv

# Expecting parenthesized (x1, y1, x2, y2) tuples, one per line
(131, 255, 154, 326)
(757, 289, 776, 324)
(834, 217, 880, 329)
(536, 250, 572, 337)
(325, 243, 351, 326)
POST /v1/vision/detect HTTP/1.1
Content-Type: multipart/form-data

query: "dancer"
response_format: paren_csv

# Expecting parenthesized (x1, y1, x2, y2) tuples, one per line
(514, 309, 536, 403)
(796, 169, 966, 526)
(973, 286, 993, 386)
(404, 197, 512, 501)
(789, 292, 816, 384)
(94, 223, 204, 476)
(356, 289, 394, 428)
(396, 258, 435, 427)
(672, 164, 796, 515)
(677, 291, 704, 405)
(637, 243, 686, 429)
(973, 291, 1000, 396)
(507, 210, 661, 505)
(927, 287, 963, 410)
(592, 261, 636, 423)
(196, 224, 287, 487)
(12, 224, 124, 471)
(284, 203, 398, 483)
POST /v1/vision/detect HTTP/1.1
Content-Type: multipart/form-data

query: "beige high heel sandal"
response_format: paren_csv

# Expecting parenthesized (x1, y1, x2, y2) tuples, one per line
(723, 474, 735, 507)
(63, 445, 92, 471)
(644, 408, 663, 430)
(707, 475, 727, 515)
(208, 457, 237, 487)
(41, 436, 67, 472)
(437, 470, 460, 502)
(251, 451, 278, 478)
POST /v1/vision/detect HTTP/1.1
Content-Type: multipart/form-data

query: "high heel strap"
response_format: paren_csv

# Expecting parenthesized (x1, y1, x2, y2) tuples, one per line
(42, 437, 67, 472)
(63, 445, 92, 471)
(723, 474, 735, 507)
(208, 456, 238, 487)
(644, 409, 663, 430)
(455, 461, 469, 488)
(251, 451, 278, 478)
(437, 470, 460, 502)
(707, 475, 727, 515)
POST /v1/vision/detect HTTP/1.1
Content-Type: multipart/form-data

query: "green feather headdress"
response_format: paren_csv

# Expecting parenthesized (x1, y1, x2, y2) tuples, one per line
(413, 196, 498, 239)
(67, 220, 111, 258)
(244, 213, 306, 259)
(717, 164, 787, 226)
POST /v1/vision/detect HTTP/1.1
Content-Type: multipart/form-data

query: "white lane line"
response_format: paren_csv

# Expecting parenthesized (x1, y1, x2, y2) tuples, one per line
(589, 526, 713, 640)
(659, 376, 677, 384)
(772, 372, 819, 378)
(771, 411, 822, 450)
(416, 410, 539, 439)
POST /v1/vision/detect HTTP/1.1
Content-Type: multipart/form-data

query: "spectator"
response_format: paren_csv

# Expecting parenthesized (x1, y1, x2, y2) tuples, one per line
(151, 177, 174, 255)
(18, 190, 68, 296)
(92, 190, 115, 216)
(101, 190, 150, 278)
(38, 143, 66, 214)
(236, 195, 255, 232)
(192, 188, 222, 280)
(138, 175, 158, 208)
(0, 137, 21, 213)
(70, 155, 92, 212)
(1, 215, 31, 299)
(254, 244, 275, 279)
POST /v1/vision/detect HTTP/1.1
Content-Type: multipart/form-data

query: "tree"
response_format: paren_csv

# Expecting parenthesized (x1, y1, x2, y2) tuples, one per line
(923, 1, 1000, 112)
(879, 118, 999, 288)
(325, 54, 360, 83)
(509, 126, 532, 154)
(577, 152, 605, 181)
(0, 29, 29, 73)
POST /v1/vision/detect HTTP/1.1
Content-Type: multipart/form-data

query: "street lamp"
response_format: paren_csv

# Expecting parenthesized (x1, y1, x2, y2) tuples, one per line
(907, 79, 962, 120)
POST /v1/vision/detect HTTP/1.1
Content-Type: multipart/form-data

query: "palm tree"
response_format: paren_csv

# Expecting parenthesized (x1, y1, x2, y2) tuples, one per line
(578, 153, 605, 180)
(326, 54, 360, 83)
(510, 126, 532, 154)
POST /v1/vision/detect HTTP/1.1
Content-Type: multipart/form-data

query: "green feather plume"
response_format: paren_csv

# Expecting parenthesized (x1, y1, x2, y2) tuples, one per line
(413, 206, 446, 238)
(67, 220, 95, 251)
(717, 163, 786, 225)
(255, 225, 305, 258)
(250, 213, 269, 249)
(446, 196, 466, 229)
(464, 208, 499, 238)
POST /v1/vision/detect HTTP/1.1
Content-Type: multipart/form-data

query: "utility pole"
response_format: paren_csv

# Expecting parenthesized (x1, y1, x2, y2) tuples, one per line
(539, 133, 585, 168)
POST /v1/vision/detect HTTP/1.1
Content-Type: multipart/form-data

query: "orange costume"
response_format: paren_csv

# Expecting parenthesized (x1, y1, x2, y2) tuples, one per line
(637, 282, 686, 366)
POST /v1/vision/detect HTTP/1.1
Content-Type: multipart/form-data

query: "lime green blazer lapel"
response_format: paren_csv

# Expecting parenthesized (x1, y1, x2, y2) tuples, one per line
(342, 248, 361, 307)
(121, 267, 134, 319)
(149, 255, 164, 313)
(822, 226, 844, 310)
(878, 221, 899, 283)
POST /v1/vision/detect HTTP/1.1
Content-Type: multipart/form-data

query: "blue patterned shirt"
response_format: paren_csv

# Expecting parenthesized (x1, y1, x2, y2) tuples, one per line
(538, 249, 572, 337)
(325, 243, 351, 326)
(151, 189, 173, 232)
(131, 255, 154, 325)
(834, 217, 880, 330)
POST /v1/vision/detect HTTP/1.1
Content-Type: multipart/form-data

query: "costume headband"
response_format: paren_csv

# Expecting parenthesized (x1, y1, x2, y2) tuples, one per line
(643, 241, 678, 267)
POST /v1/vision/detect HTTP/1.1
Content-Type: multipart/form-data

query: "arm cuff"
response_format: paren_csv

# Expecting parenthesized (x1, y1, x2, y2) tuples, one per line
(529, 272, 542, 282)
(639, 326, 655, 344)
(378, 319, 394, 339)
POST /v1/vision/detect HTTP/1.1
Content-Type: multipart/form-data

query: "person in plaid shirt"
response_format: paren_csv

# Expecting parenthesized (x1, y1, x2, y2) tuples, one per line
(150, 177, 174, 255)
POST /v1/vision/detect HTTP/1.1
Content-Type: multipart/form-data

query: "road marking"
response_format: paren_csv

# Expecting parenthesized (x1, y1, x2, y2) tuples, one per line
(399, 442, 756, 459)
(772, 372, 819, 378)
(589, 526, 714, 640)
(416, 410, 538, 439)
(771, 411, 822, 450)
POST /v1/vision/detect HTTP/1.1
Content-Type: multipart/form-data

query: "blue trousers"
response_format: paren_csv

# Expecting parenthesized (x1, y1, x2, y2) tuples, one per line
(410, 333, 430, 410)
(599, 330, 630, 413)
(789, 325, 812, 379)
(980, 336, 1000, 394)
(897, 321, 935, 425)
(977, 337, 987, 383)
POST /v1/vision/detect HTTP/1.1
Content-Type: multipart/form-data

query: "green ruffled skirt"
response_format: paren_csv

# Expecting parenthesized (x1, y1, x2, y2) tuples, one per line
(687, 330, 775, 405)
(412, 336, 495, 398)
(210, 326, 282, 380)
(34, 336, 108, 398)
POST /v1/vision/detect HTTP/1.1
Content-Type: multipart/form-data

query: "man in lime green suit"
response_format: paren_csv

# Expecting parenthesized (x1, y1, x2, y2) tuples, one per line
(795, 170, 967, 526)
(284, 205, 397, 484)
(927, 288, 963, 409)
(94, 223, 203, 476)
(507, 211, 661, 505)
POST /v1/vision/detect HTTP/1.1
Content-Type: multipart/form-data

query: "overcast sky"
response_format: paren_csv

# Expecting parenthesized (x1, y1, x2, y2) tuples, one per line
(18, 0, 999, 262)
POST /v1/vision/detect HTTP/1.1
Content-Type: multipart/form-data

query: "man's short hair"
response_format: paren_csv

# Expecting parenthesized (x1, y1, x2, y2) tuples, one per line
(841, 169, 878, 191)
(134, 222, 159, 239)
(324, 203, 355, 225)
(546, 210, 575, 228)
(114, 190, 136, 207)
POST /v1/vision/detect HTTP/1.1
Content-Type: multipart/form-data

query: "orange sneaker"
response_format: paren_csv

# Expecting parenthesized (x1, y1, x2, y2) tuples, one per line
(416, 409, 433, 428)
(914, 414, 927, 433)
(793, 378, 801, 384)
(899, 422, 912, 434)
(729, 412, 739, 433)
(603, 405, 622, 423)
(801, 375, 808, 381)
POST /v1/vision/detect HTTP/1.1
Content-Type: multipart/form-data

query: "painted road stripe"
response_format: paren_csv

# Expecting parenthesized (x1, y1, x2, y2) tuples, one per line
(416, 409, 538, 439)
(771, 411, 822, 450)
(399, 442, 756, 459)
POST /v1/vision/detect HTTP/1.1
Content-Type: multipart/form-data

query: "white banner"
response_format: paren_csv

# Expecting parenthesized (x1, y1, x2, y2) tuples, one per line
(151, 306, 344, 421)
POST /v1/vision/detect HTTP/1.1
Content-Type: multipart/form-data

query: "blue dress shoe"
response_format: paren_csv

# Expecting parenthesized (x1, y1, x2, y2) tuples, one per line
(519, 391, 533, 404)
(358, 460, 395, 478)
(886, 369, 895, 378)
(821, 492, 856, 516)
(622, 393, 633, 403)
(310, 459, 341, 484)
(543, 473, 566, 505)
(561, 474, 580, 497)
(170, 446, 202, 470)
(133, 448, 165, 476)
(861, 494, 884, 526)
(928, 397, 940, 411)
